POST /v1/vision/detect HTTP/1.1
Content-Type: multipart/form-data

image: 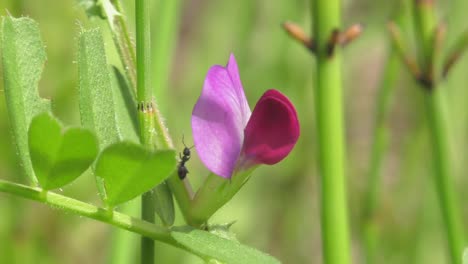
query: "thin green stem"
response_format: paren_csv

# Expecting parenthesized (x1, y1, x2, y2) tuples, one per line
(102, 0, 137, 91)
(312, 1, 350, 263)
(135, 0, 156, 262)
(0, 179, 176, 245)
(136, 0, 151, 102)
(102, 0, 194, 223)
(412, 1, 465, 262)
(363, 48, 400, 264)
(189, 167, 257, 227)
(423, 89, 464, 264)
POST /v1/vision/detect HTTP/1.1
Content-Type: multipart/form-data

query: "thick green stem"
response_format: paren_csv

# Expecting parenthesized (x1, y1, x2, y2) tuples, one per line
(413, 1, 465, 262)
(363, 49, 400, 264)
(312, 1, 350, 263)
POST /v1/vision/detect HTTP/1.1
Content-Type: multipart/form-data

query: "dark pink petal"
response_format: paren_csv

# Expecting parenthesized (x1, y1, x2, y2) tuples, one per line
(192, 54, 251, 178)
(242, 89, 300, 165)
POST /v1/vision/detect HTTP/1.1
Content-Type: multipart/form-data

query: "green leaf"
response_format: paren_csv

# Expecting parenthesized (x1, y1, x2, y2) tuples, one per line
(171, 228, 281, 264)
(28, 113, 98, 190)
(94, 142, 176, 207)
(110, 66, 139, 143)
(78, 28, 120, 149)
(1, 16, 51, 184)
(153, 182, 175, 226)
(76, 0, 105, 18)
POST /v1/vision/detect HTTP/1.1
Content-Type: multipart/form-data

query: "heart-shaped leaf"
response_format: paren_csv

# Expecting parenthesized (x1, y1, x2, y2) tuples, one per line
(94, 142, 176, 207)
(28, 113, 98, 190)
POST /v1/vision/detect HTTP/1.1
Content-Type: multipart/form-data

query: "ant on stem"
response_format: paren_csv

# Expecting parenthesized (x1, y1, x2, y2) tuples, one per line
(178, 135, 194, 180)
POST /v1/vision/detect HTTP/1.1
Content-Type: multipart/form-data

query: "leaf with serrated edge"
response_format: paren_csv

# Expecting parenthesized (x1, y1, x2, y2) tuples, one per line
(1, 16, 51, 184)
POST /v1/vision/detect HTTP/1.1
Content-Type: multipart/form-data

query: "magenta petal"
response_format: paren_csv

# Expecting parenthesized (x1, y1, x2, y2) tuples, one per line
(242, 89, 300, 165)
(192, 54, 251, 178)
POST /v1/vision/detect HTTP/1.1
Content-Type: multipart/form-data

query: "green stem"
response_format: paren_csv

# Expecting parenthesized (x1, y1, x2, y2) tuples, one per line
(311, 1, 350, 263)
(135, 0, 156, 262)
(0, 179, 176, 245)
(413, 1, 465, 262)
(102, 0, 138, 91)
(109, 198, 140, 264)
(189, 167, 257, 227)
(363, 48, 400, 264)
(423, 89, 464, 264)
(102, 0, 194, 223)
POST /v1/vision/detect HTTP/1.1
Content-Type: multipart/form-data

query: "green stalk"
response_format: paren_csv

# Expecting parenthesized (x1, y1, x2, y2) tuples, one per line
(0, 180, 175, 245)
(189, 167, 257, 227)
(362, 48, 400, 264)
(109, 198, 140, 264)
(413, 1, 465, 263)
(423, 88, 464, 263)
(135, 0, 156, 262)
(311, 1, 350, 263)
(101, 0, 194, 223)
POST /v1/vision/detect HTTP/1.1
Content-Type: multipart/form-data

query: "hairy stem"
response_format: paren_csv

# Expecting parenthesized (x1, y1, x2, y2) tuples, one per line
(311, 1, 351, 263)
(0, 180, 177, 245)
(102, 0, 138, 91)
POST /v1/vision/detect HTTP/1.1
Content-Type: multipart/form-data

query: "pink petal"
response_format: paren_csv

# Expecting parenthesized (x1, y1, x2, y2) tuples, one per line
(192, 54, 251, 178)
(242, 89, 300, 165)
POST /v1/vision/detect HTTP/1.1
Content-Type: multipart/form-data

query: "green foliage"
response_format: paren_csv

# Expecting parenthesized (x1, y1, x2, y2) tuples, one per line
(76, 0, 105, 18)
(110, 67, 139, 143)
(28, 113, 98, 190)
(171, 227, 281, 264)
(1, 16, 51, 184)
(153, 181, 175, 226)
(94, 142, 176, 207)
(78, 27, 140, 200)
(78, 28, 121, 149)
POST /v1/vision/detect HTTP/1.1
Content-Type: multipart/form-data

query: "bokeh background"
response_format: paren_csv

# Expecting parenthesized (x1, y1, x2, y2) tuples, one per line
(1, 0, 468, 263)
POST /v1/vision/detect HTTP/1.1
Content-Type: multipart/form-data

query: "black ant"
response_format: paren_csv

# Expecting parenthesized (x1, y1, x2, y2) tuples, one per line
(178, 136, 193, 180)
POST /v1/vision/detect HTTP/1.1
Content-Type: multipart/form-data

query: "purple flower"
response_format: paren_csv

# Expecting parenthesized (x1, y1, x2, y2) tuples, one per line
(192, 54, 300, 179)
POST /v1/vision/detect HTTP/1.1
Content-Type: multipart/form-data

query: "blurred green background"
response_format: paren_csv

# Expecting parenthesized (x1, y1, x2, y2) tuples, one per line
(1, 0, 468, 263)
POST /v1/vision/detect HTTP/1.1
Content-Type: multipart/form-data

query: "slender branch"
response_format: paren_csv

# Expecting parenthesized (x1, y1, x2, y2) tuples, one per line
(101, 0, 137, 91)
(0, 179, 177, 245)
(412, 1, 465, 263)
(135, 0, 157, 262)
(312, 0, 351, 263)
